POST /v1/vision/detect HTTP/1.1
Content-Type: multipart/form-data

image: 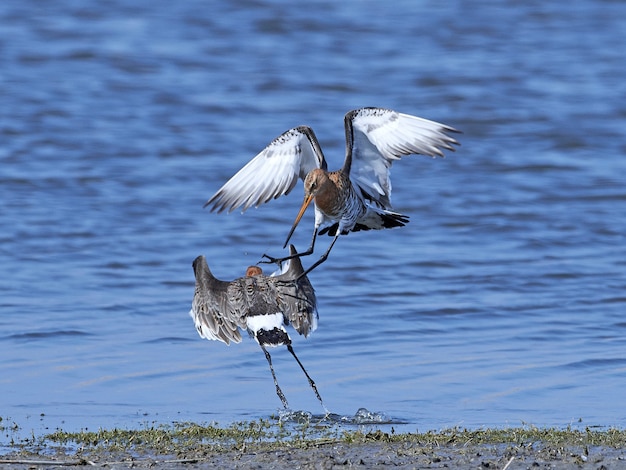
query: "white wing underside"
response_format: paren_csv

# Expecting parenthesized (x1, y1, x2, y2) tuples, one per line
(205, 107, 459, 214)
(206, 126, 325, 213)
(348, 108, 459, 210)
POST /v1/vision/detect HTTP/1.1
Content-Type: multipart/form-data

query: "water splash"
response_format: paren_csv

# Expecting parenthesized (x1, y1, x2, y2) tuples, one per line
(277, 408, 405, 426)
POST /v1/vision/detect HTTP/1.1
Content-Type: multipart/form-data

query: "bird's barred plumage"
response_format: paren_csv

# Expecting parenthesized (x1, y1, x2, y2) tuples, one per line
(204, 107, 460, 275)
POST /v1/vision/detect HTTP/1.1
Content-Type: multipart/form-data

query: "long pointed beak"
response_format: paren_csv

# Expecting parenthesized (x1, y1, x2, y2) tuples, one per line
(284, 194, 313, 248)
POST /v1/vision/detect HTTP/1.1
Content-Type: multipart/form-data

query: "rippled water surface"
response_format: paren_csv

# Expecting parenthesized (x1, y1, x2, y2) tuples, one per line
(2, 0, 625, 444)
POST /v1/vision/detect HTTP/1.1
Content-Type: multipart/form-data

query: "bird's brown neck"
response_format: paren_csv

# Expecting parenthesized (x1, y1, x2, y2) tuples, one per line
(315, 171, 348, 216)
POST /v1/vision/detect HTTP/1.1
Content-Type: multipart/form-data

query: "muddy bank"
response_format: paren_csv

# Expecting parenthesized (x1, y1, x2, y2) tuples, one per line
(4, 440, 626, 469)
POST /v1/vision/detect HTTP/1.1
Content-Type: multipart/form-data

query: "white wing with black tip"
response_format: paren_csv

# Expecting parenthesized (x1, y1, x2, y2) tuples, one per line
(204, 126, 327, 213)
(346, 107, 460, 209)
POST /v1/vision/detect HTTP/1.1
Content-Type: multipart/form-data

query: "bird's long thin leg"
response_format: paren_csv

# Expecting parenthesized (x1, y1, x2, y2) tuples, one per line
(286, 344, 328, 414)
(261, 228, 318, 266)
(261, 345, 289, 409)
(297, 233, 340, 279)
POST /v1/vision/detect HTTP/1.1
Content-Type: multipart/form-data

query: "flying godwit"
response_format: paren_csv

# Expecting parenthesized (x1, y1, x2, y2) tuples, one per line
(204, 107, 460, 275)
(189, 245, 326, 411)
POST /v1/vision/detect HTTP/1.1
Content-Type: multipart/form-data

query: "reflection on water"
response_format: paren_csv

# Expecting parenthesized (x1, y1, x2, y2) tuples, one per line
(1, 0, 625, 446)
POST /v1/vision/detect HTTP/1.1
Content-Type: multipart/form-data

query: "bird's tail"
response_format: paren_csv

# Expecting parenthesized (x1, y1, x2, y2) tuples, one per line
(319, 206, 409, 236)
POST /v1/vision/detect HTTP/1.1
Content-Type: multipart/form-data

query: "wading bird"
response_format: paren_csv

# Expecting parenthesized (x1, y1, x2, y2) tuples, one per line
(204, 107, 460, 275)
(189, 245, 326, 411)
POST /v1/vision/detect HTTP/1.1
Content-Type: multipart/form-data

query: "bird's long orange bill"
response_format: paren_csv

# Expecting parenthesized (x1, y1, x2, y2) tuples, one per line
(284, 194, 313, 248)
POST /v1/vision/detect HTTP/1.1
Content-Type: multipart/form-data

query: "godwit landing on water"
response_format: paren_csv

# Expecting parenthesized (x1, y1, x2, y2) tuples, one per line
(189, 245, 326, 411)
(204, 107, 460, 276)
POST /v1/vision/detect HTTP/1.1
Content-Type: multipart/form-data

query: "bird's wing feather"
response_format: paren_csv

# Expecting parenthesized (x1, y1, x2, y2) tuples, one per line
(189, 256, 246, 345)
(273, 245, 318, 337)
(346, 107, 460, 209)
(204, 126, 326, 213)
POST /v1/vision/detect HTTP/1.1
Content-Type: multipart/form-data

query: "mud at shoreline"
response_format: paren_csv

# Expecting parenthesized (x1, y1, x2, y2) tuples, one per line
(3, 440, 626, 469)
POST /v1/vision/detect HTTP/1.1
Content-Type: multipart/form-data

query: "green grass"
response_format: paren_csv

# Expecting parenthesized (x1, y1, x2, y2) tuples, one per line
(41, 420, 626, 455)
(3, 413, 625, 460)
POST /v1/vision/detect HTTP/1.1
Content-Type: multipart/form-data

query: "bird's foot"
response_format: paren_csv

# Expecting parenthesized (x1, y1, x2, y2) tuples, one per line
(259, 253, 286, 266)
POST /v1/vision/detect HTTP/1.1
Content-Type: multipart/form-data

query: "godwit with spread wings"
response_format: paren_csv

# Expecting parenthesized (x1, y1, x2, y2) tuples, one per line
(205, 107, 460, 275)
(189, 245, 326, 411)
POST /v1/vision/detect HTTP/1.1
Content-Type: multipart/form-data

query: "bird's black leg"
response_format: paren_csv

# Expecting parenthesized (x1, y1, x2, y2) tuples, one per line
(297, 233, 339, 279)
(286, 344, 328, 414)
(261, 345, 289, 409)
(260, 229, 318, 266)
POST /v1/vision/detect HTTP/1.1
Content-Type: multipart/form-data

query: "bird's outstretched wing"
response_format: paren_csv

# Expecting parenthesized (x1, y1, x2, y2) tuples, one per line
(189, 256, 246, 345)
(205, 126, 327, 213)
(273, 245, 318, 337)
(345, 107, 460, 210)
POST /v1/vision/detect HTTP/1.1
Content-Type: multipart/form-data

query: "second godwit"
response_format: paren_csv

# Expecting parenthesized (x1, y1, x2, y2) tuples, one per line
(189, 245, 326, 411)
(205, 107, 460, 275)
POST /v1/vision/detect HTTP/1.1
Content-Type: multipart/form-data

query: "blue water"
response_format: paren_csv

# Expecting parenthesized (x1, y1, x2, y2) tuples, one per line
(2, 0, 625, 445)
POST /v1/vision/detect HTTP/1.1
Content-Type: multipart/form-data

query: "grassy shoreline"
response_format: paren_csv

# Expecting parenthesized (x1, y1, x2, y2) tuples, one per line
(2, 418, 626, 468)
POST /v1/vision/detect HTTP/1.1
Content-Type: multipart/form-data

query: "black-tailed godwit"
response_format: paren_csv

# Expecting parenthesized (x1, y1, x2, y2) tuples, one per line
(205, 107, 460, 275)
(189, 245, 325, 411)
